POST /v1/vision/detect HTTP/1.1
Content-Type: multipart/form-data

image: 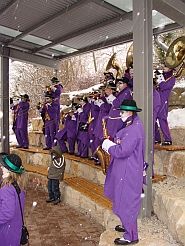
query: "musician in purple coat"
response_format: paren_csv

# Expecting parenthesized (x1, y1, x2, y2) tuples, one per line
(88, 94, 100, 160)
(76, 97, 91, 158)
(14, 94, 30, 149)
(55, 109, 77, 154)
(102, 99, 145, 245)
(0, 153, 27, 246)
(50, 77, 63, 129)
(93, 88, 113, 164)
(155, 66, 175, 145)
(41, 93, 59, 150)
(106, 77, 133, 138)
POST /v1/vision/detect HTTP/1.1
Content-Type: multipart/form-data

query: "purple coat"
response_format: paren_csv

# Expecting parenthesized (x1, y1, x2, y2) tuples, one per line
(56, 113, 77, 139)
(93, 99, 111, 141)
(0, 184, 25, 246)
(104, 115, 145, 234)
(157, 71, 175, 119)
(51, 84, 62, 120)
(77, 102, 91, 145)
(107, 87, 132, 137)
(16, 101, 30, 129)
(41, 101, 59, 125)
(153, 88, 161, 123)
(88, 100, 100, 139)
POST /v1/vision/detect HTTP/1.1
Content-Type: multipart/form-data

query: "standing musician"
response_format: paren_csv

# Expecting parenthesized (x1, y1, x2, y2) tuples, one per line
(41, 93, 59, 150)
(102, 99, 145, 245)
(76, 96, 91, 158)
(93, 82, 116, 165)
(155, 63, 175, 146)
(10, 94, 30, 149)
(88, 91, 100, 161)
(49, 77, 63, 129)
(55, 108, 77, 155)
(106, 77, 133, 139)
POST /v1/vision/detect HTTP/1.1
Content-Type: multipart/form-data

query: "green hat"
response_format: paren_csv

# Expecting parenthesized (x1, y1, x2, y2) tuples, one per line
(116, 99, 142, 112)
(106, 81, 117, 91)
(21, 94, 29, 99)
(0, 153, 25, 174)
(45, 93, 54, 99)
(51, 77, 59, 83)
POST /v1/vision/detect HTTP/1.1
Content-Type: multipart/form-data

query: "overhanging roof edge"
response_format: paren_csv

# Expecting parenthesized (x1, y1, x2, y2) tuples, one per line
(0, 46, 60, 70)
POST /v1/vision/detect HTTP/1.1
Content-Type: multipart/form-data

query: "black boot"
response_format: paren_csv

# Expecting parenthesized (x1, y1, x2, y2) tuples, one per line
(46, 197, 55, 203)
(54, 198, 61, 205)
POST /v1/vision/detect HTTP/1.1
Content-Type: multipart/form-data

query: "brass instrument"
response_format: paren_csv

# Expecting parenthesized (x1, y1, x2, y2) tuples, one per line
(11, 92, 21, 99)
(88, 111, 94, 124)
(94, 118, 110, 175)
(45, 85, 52, 94)
(165, 36, 185, 78)
(106, 53, 123, 79)
(126, 43, 133, 68)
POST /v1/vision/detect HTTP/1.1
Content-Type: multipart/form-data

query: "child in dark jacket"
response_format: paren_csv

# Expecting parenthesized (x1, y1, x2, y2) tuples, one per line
(46, 145, 66, 205)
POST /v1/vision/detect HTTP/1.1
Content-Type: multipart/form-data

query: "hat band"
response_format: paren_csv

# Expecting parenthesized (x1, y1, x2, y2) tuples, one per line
(120, 105, 137, 111)
(4, 157, 24, 173)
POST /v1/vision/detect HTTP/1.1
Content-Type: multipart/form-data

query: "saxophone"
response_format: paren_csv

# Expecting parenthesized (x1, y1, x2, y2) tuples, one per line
(94, 118, 110, 175)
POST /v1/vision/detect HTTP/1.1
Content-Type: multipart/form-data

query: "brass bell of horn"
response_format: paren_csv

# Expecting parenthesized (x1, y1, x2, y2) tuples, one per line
(106, 53, 123, 79)
(126, 43, 133, 68)
(165, 36, 185, 78)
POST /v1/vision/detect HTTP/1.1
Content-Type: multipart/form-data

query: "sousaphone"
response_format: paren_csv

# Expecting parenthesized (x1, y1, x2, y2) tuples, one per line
(165, 36, 185, 78)
(126, 43, 133, 68)
(106, 53, 123, 79)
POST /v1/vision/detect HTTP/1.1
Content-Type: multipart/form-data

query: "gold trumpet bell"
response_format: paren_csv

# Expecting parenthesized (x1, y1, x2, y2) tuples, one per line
(165, 36, 185, 78)
(126, 43, 133, 68)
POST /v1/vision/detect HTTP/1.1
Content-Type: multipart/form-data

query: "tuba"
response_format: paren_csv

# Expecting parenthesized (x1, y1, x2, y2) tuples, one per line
(154, 35, 185, 78)
(126, 43, 133, 69)
(165, 36, 185, 78)
(94, 118, 110, 175)
(106, 53, 123, 79)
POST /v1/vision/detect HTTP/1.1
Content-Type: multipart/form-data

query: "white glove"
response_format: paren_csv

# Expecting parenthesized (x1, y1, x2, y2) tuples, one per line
(46, 103, 51, 106)
(50, 85, 57, 92)
(106, 94, 116, 104)
(77, 107, 83, 114)
(102, 139, 116, 154)
(71, 115, 76, 121)
(157, 74, 165, 83)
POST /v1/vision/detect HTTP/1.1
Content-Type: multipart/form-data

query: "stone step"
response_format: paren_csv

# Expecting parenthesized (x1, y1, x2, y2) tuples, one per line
(155, 144, 185, 151)
(12, 147, 167, 187)
(12, 150, 185, 245)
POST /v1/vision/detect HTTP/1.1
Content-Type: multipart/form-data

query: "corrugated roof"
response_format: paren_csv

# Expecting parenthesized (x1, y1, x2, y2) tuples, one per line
(0, 0, 184, 68)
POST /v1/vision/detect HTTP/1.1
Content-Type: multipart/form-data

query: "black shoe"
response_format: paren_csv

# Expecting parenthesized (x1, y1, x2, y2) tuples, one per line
(54, 198, 61, 205)
(114, 238, 139, 245)
(16, 145, 23, 148)
(161, 141, 172, 146)
(43, 147, 50, 150)
(46, 198, 55, 203)
(155, 141, 161, 145)
(69, 152, 74, 155)
(115, 225, 125, 232)
(23, 147, 29, 149)
(95, 162, 101, 166)
(88, 156, 96, 161)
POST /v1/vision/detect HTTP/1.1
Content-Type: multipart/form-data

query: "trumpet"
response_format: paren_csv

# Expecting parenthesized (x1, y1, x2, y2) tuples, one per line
(36, 101, 46, 109)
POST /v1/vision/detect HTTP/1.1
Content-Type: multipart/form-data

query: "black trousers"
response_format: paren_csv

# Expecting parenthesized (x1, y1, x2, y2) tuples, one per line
(48, 179, 60, 199)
